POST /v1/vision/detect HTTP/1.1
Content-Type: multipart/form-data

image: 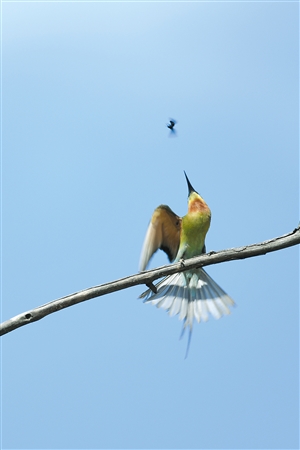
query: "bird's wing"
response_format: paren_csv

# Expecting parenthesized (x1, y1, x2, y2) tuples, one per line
(139, 205, 182, 271)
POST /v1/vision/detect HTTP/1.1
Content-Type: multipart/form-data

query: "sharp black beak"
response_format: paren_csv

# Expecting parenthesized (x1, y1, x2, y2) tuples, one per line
(184, 171, 196, 196)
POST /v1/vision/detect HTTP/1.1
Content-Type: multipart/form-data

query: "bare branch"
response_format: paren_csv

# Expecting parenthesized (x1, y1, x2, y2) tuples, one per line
(1, 226, 299, 336)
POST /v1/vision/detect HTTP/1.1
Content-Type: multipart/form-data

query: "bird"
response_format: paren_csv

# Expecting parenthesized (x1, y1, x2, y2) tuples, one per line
(167, 119, 177, 135)
(139, 171, 234, 356)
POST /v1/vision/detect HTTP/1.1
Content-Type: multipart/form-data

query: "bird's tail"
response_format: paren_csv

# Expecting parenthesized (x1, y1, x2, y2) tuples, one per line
(139, 268, 234, 355)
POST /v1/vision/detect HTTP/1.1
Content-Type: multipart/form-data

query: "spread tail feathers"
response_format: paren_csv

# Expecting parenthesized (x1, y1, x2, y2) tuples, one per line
(139, 269, 234, 355)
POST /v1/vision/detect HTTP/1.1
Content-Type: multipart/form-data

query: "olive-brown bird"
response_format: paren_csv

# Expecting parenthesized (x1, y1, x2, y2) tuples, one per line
(139, 172, 234, 355)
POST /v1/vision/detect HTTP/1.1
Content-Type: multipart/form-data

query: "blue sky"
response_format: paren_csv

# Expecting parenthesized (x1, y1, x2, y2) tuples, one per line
(1, 2, 299, 449)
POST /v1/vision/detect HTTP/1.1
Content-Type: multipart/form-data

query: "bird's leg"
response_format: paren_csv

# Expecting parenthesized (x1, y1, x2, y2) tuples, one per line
(146, 282, 157, 294)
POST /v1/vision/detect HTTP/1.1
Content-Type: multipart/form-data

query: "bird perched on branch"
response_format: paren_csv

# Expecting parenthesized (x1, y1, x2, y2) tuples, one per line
(139, 172, 234, 356)
(167, 119, 177, 135)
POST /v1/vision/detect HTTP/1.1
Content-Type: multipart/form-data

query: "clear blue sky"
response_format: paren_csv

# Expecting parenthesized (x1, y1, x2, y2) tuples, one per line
(2, 2, 299, 449)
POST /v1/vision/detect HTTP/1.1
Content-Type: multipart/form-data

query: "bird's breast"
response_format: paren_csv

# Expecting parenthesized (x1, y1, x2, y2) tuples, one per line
(180, 211, 211, 258)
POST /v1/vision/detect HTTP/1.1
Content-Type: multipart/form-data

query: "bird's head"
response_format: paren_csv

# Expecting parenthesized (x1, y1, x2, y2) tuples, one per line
(184, 171, 210, 214)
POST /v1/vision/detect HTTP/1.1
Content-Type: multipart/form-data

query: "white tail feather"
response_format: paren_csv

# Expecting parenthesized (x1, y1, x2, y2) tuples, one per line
(140, 268, 234, 331)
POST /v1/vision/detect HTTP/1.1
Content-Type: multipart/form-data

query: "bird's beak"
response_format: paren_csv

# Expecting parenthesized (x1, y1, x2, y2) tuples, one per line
(184, 171, 196, 196)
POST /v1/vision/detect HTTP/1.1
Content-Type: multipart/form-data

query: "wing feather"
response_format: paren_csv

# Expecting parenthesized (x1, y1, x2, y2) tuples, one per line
(139, 205, 181, 271)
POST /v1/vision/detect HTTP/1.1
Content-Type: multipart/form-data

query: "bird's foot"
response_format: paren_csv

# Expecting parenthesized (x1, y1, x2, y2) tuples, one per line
(146, 282, 157, 294)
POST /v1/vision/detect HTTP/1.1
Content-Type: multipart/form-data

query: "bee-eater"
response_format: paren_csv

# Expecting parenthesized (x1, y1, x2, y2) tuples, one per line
(167, 119, 176, 131)
(139, 172, 234, 355)
(167, 119, 177, 136)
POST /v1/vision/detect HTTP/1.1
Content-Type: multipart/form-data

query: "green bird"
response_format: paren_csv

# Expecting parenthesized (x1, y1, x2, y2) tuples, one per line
(139, 172, 234, 355)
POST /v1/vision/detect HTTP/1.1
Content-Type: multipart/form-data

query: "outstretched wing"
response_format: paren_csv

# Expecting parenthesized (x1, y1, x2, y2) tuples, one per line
(139, 205, 182, 271)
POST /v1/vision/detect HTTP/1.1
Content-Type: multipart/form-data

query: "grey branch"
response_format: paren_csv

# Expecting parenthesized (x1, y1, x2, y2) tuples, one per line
(1, 226, 299, 337)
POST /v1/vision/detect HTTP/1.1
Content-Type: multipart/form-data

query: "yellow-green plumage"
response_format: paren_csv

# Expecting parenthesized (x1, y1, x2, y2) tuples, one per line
(178, 192, 211, 260)
(139, 172, 234, 357)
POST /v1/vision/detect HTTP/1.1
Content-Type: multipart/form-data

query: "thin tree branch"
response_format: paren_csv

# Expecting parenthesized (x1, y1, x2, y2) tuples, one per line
(1, 226, 299, 336)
